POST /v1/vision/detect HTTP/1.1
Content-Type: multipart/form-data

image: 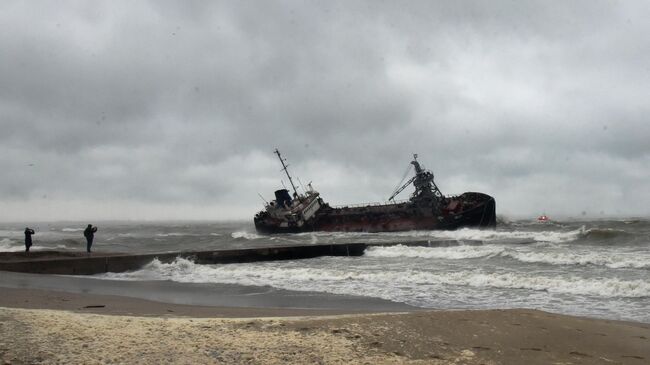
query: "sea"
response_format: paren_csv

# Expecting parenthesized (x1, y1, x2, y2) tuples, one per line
(1, 218, 649, 323)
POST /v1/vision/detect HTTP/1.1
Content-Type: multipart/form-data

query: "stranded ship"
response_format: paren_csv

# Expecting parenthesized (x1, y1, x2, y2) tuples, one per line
(254, 149, 496, 233)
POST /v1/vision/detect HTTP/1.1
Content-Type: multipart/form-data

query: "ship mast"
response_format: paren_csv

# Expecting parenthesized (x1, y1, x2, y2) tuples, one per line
(274, 148, 299, 197)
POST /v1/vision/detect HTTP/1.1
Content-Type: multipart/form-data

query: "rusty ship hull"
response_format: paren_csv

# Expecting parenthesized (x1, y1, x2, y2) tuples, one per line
(254, 150, 497, 234)
(254, 192, 496, 234)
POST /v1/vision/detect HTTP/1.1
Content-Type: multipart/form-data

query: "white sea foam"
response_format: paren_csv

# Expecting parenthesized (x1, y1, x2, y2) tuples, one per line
(366, 245, 650, 269)
(231, 231, 263, 240)
(389, 227, 586, 244)
(155, 233, 198, 237)
(289, 228, 587, 247)
(442, 271, 650, 298)
(105, 257, 650, 299)
(501, 249, 650, 269)
(302, 227, 587, 244)
(61, 228, 84, 232)
(0, 238, 23, 252)
(366, 244, 505, 260)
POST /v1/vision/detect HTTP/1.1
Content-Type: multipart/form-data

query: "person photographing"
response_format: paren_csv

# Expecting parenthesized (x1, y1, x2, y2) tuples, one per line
(83, 224, 98, 253)
(24, 227, 35, 253)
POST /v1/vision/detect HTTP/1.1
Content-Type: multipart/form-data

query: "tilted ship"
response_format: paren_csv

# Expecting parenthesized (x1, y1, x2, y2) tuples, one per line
(254, 149, 496, 233)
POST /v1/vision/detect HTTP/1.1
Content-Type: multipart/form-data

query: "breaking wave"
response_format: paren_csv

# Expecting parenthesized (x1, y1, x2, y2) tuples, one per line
(231, 231, 263, 240)
(366, 244, 650, 269)
(55, 239, 83, 246)
(155, 233, 200, 237)
(292, 227, 591, 246)
(61, 228, 84, 232)
(104, 257, 650, 299)
(386, 227, 587, 244)
(501, 249, 650, 269)
(366, 244, 505, 260)
(0, 238, 23, 252)
(388, 226, 637, 245)
(580, 228, 632, 241)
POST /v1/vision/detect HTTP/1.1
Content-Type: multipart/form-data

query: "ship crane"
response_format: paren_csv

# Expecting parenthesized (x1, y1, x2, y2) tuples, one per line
(388, 176, 416, 202)
(388, 154, 444, 202)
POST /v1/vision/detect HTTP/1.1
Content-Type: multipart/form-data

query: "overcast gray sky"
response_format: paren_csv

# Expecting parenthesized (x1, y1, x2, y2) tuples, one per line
(1, 0, 649, 221)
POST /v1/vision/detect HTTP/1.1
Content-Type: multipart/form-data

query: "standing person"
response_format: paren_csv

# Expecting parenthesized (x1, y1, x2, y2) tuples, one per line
(24, 227, 35, 252)
(83, 224, 98, 253)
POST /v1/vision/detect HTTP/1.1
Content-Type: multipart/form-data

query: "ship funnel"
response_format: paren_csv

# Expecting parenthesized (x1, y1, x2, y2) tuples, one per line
(274, 189, 292, 208)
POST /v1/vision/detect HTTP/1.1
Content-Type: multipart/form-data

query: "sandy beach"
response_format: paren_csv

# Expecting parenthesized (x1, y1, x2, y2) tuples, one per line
(1, 287, 649, 365)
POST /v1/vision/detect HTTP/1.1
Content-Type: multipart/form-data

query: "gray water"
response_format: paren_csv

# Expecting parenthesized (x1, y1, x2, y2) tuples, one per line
(1, 219, 649, 322)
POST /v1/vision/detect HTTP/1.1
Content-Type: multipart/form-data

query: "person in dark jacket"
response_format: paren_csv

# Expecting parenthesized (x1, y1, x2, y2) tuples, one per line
(83, 224, 98, 253)
(24, 227, 35, 252)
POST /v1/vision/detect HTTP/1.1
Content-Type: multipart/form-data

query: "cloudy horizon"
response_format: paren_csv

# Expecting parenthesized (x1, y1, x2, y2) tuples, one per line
(1, 1, 649, 222)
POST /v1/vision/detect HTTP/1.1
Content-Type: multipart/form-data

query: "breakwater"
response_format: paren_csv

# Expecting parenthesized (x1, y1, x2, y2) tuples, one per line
(0, 243, 369, 275)
(0, 239, 485, 275)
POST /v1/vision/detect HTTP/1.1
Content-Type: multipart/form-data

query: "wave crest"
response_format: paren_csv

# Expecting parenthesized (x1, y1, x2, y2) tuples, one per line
(61, 228, 84, 232)
(0, 238, 23, 252)
(366, 245, 504, 260)
(391, 227, 585, 244)
(231, 231, 263, 240)
(580, 228, 631, 241)
(103, 257, 650, 299)
(502, 249, 650, 269)
(367, 244, 650, 269)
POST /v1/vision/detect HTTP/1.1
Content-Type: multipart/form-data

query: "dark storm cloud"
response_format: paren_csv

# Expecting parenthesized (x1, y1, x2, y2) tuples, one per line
(1, 0, 649, 220)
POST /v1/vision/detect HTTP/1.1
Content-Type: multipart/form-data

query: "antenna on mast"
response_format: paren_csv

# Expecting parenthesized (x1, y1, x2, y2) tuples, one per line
(274, 148, 299, 197)
(257, 193, 269, 205)
(297, 177, 307, 193)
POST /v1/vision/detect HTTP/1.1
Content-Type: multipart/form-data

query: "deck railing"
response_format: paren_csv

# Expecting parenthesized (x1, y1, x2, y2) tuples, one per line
(332, 199, 410, 209)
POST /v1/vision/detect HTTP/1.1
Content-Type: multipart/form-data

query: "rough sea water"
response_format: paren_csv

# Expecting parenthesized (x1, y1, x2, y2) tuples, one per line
(1, 219, 649, 323)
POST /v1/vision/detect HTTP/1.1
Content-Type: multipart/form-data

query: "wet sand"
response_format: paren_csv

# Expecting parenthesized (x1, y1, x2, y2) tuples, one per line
(0, 271, 414, 312)
(1, 287, 649, 364)
(0, 287, 396, 317)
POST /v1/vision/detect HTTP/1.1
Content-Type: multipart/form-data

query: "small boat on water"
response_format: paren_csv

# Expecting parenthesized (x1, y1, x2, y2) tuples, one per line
(254, 150, 496, 234)
(537, 214, 550, 223)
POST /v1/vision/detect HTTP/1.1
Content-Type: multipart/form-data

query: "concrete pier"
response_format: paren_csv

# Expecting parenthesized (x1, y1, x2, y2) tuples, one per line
(0, 239, 504, 275)
(0, 243, 367, 275)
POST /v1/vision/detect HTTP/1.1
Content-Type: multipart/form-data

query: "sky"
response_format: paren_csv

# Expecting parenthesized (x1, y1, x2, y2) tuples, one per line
(1, 0, 649, 221)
